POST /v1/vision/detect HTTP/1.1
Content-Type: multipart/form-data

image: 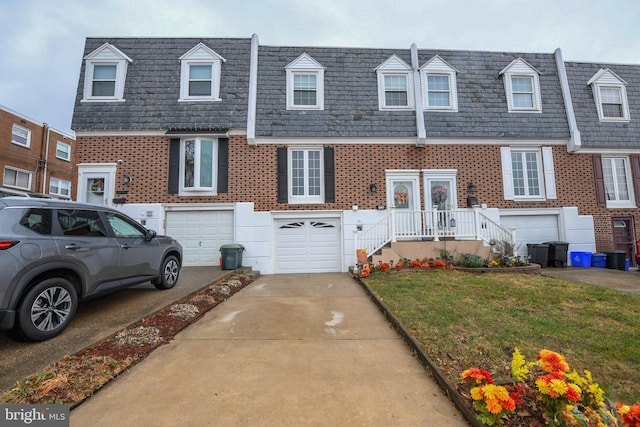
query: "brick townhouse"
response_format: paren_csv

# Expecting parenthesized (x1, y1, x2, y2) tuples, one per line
(71, 35, 639, 274)
(1, 105, 76, 199)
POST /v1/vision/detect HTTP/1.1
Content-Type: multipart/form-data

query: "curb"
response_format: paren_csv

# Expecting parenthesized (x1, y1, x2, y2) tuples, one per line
(352, 273, 483, 427)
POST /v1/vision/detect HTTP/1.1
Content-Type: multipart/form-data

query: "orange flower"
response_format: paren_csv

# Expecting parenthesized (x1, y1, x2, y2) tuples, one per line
(461, 368, 494, 385)
(537, 349, 570, 373)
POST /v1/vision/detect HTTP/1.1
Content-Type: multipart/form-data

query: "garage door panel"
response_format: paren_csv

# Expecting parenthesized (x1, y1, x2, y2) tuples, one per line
(500, 215, 559, 257)
(275, 219, 341, 273)
(167, 210, 234, 267)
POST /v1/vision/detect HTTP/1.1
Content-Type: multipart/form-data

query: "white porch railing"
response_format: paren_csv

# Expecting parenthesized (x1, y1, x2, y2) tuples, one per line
(354, 208, 516, 260)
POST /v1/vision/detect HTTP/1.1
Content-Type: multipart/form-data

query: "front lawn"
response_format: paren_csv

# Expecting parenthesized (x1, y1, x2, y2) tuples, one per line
(362, 269, 640, 403)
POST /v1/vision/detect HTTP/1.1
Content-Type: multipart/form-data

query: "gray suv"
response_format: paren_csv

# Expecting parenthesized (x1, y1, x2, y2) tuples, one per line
(0, 197, 182, 341)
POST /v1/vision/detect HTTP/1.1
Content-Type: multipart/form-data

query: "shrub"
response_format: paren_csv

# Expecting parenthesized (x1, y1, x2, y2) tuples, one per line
(462, 254, 485, 268)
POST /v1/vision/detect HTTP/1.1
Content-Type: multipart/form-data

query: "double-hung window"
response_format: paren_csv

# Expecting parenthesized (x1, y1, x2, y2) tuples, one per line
(420, 56, 459, 111)
(82, 43, 131, 102)
(56, 141, 71, 161)
(49, 177, 72, 198)
(500, 58, 542, 112)
(289, 148, 323, 204)
(376, 55, 414, 110)
(285, 53, 325, 110)
(179, 43, 225, 102)
(426, 75, 451, 108)
(182, 138, 216, 193)
(4, 167, 32, 190)
(384, 75, 409, 107)
(602, 157, 633, 207)
(588, 69, 630, 122)
(11, 124, 31, 147)
(501, 147, 556, 200)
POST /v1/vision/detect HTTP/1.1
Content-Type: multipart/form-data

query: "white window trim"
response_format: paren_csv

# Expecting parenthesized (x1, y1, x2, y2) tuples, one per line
(56, 141, 72, 161)
(419, 55, 459, 112)
(375, 55, 415, 111)
(179, 137, 218, 196)
(3, 166, 32, 191)
(500, 58, 542, 113)
(286, 53, 325, 110)
(288, 147, 324, 204)
(588, 69, 630, 122)
(11, 124, 31, 148)
(81, 43, 131, 102)
(602, 156, 635, 208)
(500, 147, 556, 201)
(179, 43, 225, 102)
(49, 177, 72, 198)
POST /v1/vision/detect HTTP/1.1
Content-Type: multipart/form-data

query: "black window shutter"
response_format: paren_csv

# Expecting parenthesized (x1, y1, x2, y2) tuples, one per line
(217, 138, 229, 193)
(592, 154, 606, 208)
(630, 154, 640, 206)
(277, 147, 288, 203)
(324, 147, 335, 203)
(168, 138, 180, 194)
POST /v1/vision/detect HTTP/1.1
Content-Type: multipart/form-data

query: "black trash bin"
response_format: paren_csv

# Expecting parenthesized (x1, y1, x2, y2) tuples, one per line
(603, 250, 626, 271)
(527, 244, 549, 267)
(220, 244, 244, 270)
(544, 241, 569, 268)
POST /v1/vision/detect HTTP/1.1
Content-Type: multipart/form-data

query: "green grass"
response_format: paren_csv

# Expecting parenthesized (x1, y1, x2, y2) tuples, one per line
(363, 269, 640, 403)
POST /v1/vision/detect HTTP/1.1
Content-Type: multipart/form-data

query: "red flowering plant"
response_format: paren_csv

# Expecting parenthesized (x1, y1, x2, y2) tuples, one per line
(462, 348, 639, 426)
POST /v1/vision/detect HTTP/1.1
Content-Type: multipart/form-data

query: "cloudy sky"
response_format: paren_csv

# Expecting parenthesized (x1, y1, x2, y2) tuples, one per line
(1, 0, 639, 134)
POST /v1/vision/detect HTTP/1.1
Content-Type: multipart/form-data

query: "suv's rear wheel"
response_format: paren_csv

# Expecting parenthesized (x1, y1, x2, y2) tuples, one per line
(153, 255, 180, 290)
(13, 278, 78, 342)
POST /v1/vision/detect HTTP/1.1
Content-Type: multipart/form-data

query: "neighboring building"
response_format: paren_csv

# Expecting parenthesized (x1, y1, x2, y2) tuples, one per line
(71, 35, 639, 274)
(1, 105, 76, 199)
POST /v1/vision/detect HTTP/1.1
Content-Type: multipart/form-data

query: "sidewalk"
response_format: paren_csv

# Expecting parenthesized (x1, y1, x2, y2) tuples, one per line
(70, 273, 466, 426)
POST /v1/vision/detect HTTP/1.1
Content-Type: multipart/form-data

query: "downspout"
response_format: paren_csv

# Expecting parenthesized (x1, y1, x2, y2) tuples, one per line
(554, 48, 581, 152)
(247, 33, 259, 146)
(411, 43, 427, 146)
(41, 123, 50, 194)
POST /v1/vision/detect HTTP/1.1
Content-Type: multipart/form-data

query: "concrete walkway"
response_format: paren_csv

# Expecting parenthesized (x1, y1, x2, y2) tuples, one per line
(70, 273, 467, 426)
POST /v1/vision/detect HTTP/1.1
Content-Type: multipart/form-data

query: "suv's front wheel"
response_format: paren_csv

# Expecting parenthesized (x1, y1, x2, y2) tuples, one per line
(12, 278, 78, 342)
(153, 255, 180, 290)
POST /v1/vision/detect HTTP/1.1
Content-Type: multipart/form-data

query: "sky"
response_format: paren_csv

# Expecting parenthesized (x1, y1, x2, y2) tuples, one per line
(1, 0, 640, 135)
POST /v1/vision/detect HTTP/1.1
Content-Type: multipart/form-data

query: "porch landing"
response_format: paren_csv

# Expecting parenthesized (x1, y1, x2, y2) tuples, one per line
(371, 240, 491, 265)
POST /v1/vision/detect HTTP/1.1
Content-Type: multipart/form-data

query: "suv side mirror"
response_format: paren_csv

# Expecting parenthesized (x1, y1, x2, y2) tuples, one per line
(145, 229, 157, 241)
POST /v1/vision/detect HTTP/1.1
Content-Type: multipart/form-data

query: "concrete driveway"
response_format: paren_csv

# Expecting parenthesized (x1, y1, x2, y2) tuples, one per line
(70, 273, 467, 426)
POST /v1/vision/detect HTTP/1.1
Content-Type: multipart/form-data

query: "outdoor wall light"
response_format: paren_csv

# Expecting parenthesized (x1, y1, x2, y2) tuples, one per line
(124, 176, 132, 184)
(449, 217, 457, 228)
(467, 181, 477, 194)
(370, 183, 377, 193)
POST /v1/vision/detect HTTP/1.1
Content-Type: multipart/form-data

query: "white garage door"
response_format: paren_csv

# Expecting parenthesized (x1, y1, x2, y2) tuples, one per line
(500, 215, 559, 257)
(275, 218, 342, 273)
(166, 210, 234, 266)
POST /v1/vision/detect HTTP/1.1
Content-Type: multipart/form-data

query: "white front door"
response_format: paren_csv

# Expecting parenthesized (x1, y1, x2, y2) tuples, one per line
(387, 171, 420, 238)
(77, 164, 117, 206)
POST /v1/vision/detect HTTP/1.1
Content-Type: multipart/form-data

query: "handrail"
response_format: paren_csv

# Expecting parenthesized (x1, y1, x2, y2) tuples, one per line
(354, 208, 516, 264)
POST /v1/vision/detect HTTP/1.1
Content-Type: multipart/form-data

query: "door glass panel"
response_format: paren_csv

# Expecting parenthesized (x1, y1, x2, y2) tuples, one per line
(86, 177, 106, 205)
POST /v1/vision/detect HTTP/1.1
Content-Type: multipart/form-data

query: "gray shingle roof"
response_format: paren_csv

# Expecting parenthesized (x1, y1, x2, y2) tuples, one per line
(72, 38, 252, 132)
(255, 46, 570, 139)
(566, 61, 640, 148)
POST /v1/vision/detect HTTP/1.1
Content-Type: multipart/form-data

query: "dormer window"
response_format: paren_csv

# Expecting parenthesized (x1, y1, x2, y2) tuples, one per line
(499, 58, 542, 113)
(375, 55, 414, 110)
(179, 43, 226, 102)
(286, 53, 325, 110)
(588, 69, 630, 122)
(420, 55, 459, 111)
(82, 43, 132, 102)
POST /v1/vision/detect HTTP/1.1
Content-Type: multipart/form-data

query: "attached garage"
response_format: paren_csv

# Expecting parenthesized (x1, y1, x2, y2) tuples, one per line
(274, 217, 342, 273)
(166, 209, 234, 266)
(500, 213, 559, 257)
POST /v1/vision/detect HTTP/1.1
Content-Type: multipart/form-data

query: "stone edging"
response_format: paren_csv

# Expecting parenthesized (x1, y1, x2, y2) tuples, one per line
(352, 274, 484, 427)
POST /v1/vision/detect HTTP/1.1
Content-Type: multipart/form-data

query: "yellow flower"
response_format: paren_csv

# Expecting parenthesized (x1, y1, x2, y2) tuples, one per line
(470, 386, 483, 401)
(511, 347, 529, 381)
(549, 378, 568, 398)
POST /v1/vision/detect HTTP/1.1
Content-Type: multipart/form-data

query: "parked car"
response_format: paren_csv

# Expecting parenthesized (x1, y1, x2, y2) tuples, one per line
(0, 197, 182, 341)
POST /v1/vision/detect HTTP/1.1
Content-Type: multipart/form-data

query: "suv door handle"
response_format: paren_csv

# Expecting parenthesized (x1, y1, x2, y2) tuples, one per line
(120, 244, 132, 249)
(64, 243, 81, 251)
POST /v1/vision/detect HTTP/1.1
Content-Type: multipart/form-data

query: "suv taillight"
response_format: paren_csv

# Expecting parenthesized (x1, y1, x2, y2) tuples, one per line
(0, 240, 19, 250)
